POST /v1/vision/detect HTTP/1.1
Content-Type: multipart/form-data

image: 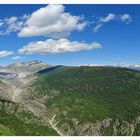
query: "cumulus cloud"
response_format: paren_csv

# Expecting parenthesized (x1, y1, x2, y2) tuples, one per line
(93, 13, 132, 32)
(18, 5, 87, 38)
(18, 38, 101, 54)
(0, 5, 132, 39)
(0, 50, 13, 57)
(0, 5, 86, 38)
(0, 15, 28, 35)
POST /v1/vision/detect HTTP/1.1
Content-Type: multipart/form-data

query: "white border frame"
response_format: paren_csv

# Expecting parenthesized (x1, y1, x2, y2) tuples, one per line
(0, 0, 140, 4)
(0, 136, 140, 139)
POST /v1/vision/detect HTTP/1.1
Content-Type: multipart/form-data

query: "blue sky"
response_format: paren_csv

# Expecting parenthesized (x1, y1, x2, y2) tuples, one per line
(0, 4, 140, 66)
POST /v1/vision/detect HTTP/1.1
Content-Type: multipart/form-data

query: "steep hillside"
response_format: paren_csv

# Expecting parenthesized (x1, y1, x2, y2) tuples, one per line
(0, 97, 58, 136)
(0, 66, 140, 136)
(0, 80, 12, 101)
(0, 76, 58, 136)
(28, 66, 140, 136)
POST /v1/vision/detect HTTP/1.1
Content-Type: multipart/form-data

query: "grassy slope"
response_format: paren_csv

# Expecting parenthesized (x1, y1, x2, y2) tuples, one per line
(0, 107, 57, 136)
(0, 103, 58, 136)
(30, 66, 140, 135)
(0, 79, 58, 136)
(0, 124, 12, 136)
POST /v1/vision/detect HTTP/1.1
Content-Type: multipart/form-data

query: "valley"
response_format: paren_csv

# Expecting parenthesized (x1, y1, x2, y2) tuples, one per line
(0, 61, 140, 136)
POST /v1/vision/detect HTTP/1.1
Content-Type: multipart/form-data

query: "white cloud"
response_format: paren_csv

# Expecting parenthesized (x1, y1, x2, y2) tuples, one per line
(119, 14, 132, 23)
(0, 5, 86, 38)
(12, 56, 24, 60)
(18, 38, 101, 54)
(18, 5, 87, 38)
(93, 24, 102, 33)
(6, 16, 24, 32)
(93, 13, 132, 32)
(99, 13, 116, 23)
(0, 6, 132, 39)
(0, 50, 13, 57)
(0, 15, 28, 35)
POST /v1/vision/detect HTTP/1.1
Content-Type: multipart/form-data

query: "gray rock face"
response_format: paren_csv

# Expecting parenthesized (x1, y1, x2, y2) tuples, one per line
(0, 72, 18, 79)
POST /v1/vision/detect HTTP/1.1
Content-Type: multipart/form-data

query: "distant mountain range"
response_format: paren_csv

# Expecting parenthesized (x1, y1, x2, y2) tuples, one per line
(127, 64, 140, 71)
(79, 64, 140, 71)
(0, 60, 51, 79)
(1, 60, 140, 71)
(1, 61, 140, 80)
(1, 60, 140, 81)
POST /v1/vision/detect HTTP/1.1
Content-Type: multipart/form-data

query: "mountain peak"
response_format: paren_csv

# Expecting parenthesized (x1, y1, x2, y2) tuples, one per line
(8, 60, 45, 67)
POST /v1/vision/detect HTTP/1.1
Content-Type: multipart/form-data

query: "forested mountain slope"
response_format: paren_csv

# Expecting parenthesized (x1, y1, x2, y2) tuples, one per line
(28, 66, 140, 136)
